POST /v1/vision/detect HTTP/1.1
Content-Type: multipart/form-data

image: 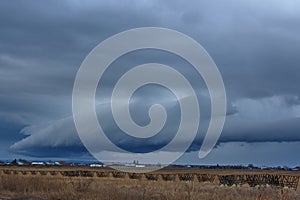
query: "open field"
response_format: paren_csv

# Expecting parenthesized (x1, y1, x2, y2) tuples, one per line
(0, 166, 300, 199)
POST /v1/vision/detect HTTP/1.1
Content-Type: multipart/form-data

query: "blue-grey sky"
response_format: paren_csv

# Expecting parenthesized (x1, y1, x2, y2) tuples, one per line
(1, 0, 300, 166)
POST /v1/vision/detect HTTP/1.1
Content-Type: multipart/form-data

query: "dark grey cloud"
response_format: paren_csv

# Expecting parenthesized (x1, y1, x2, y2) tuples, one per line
(0, 0, 300, 163)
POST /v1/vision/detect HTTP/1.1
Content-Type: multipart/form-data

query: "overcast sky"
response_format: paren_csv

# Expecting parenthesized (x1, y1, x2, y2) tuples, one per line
(1, 0, 300, 166)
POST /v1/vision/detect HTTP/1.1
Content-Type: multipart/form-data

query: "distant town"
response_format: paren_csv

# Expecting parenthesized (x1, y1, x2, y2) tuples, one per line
(1, 159, 300, 171)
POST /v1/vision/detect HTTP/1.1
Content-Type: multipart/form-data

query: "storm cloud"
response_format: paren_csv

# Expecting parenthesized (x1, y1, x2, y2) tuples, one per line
(1, 0, 300, 165)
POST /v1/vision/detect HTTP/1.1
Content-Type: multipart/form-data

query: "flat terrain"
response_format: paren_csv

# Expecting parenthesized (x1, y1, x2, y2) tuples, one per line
(0, 166, 299, 200)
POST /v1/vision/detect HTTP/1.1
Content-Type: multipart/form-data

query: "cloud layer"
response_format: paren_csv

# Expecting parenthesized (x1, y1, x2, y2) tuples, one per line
(0, 0, 300, 164)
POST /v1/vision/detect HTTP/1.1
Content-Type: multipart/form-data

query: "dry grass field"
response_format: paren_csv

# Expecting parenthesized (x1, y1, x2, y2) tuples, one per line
(0, 167, 299, 200)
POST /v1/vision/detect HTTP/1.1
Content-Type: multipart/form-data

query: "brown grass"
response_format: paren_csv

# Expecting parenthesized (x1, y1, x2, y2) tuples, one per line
(0, 173, 299, 200)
